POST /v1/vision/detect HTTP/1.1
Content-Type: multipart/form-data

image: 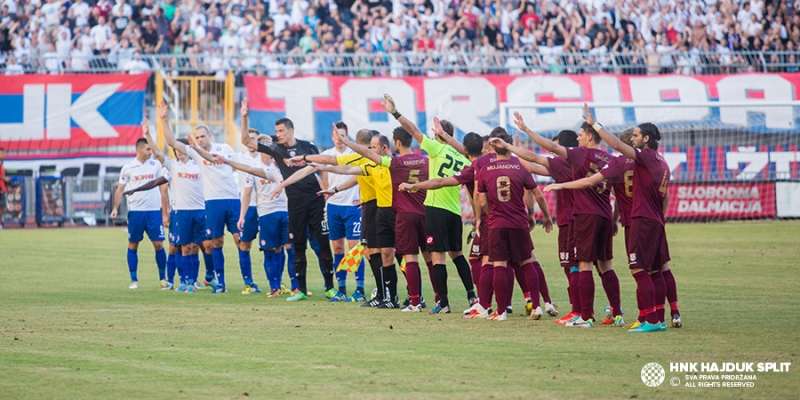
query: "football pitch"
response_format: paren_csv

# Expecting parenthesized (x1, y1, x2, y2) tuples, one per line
(1, 221, 799, 399)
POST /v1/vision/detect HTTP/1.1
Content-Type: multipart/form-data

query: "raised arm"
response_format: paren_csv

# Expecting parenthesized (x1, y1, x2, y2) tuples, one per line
(531, 187, 553, 233)
(214, 154, 266, 178)
(381, 93, 425, 144)
(399, 176, 459, 192)
(335, 126, 382, 165)
(489, 137, 551, 167)
(519, 158, 551, 176)
(159, 101, 187, 154)
(240, 97, 258, 151)
(432, 117, 467, 156)
(582, 103, 636, 159)
(512, 111, 567, 158)
(312, 163, 364, 176)
(142, 118, 165, 165)
(543, 171, 607, 192)
(286, 153, 339, 166)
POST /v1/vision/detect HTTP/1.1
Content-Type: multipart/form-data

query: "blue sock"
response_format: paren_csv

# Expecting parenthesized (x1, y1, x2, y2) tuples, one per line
(309, 237, 322, 273)
(127, 248, 138, 282)
(166, 253, 176, 284)
(212, 247, 226, 287)
(355, 257, 365, 290)
(192, 254, 200, 282)
(181, 253, 192, 284)
(203, 252, 214, 281)
(334, 253, 346, 289)
(175, 252, 184, 284)
(285, 247, 298, 291)
(155, 248, 167, 281)
(263, 251, 274, 290)
(238, 249, 253, 286)
(570, 266, 580, 274)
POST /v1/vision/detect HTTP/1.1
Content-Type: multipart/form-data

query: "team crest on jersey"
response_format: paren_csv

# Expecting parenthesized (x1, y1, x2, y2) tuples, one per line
(149, 160, 155, 165)
(261, 240, 266, 246)
(289, 150, 296, 157)
(207, 229, 212, 235)
(289, 233, 294, 239)
(426, 236, 434, 245)
(216, 147, 221, 152)
(629, 253, 637, 262)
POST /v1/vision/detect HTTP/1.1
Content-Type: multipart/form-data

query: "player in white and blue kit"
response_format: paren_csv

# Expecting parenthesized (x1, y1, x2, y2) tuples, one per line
(159, 102, 251, 294)
(321, 122, 366, 302)
(110, 135, 167, 289)
(235, 128, 264, 294)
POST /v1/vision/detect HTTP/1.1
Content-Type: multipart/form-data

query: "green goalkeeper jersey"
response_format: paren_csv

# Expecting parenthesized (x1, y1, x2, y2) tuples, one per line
(420, 136, 469, 215)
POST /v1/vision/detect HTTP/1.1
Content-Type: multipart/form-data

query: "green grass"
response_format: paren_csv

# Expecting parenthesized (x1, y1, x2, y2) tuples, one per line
(1, 221, 799, 399)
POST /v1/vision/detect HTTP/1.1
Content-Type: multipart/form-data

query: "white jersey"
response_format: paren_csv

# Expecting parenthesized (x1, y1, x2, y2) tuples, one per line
(247, 162, 288, 217)
(238, 151, 260, 207)
(187, 143, 239, 201)
(321, 146, 360, 206)
(119, 157, 163, 211)
(162, 167, 176, 209)
(164, 158, 205, 210)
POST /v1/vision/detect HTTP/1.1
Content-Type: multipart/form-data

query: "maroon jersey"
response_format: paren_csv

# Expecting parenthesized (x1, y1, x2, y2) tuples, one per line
(545, 155, 574, 226)
(386, 154, 428, 215)
(452, 162, 488, 219)
(632, 148, 670, 226)
(600, 155, 634, 227)
(565, 147, 612, 220)
(477, 157, 537, 230)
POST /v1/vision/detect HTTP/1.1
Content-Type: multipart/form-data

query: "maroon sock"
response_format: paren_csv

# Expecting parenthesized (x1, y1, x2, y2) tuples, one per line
(578, 271, 595, 321)
(569, 269, 581, 314)
(405, 261, 421, 306)
(533, 262, 551, 304)
(426, 261, 438, 303)
(634, 271, 658, 324)
(506, 262, 516, 307)
(469, 258, 481, 288)
(651, 270, 666, 323)
(521, 262, 540, 308)
(663, 269, 680, 317)
(479, 264, 494, 309)
(600, 270, 622, 317)
(493, 266, 510, 313)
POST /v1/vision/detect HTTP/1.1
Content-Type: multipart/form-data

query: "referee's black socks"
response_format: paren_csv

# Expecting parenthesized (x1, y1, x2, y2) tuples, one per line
(383, 264, 398, 303)
(369, 253, 384, 300)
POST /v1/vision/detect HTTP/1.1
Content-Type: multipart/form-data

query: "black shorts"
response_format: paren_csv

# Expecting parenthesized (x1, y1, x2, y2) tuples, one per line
(425, 207, 463, 253)
(360, 200, 378, 248)
(375, 206, 396, 249)
(288, 194, 328, 246)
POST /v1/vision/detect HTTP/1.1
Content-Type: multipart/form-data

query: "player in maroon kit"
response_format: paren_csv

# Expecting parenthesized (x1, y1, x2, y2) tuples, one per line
(549, 104, 673, 332)
(476, 129, 546, 321)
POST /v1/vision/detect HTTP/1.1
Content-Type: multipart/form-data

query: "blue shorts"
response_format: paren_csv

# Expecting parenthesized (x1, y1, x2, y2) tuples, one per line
(128, 210, 166, 243)
(205, 199, 241, 239)
(258, 211, 289, 250)
(240, 206, 259, 242)
(168, 210, 178, 245)
(175, 209, 208, 245)
(327, 203, 362, 241)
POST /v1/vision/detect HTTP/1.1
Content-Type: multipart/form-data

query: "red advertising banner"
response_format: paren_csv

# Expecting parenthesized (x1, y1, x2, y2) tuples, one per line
(666, 182, 777, 219)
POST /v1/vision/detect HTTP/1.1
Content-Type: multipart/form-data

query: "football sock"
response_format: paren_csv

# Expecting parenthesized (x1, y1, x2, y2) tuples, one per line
(203, 252, 214, 281)
(333, 253, 346, 291)
(263, 251, 275, 290)
(506, 262, 516, 307)
(285, 247, 298, 291)
(369, 253, 383, 300)
(211, 247, 226, 288)
(155, 248, 167, 281)
(569, 266, 581, 314)
(426, 261, 438, 302)
(181, 253, 192, 285)
(166, 252, 176, 284)
(238, 249, 253, 286)
(479, 264, 494, 309)
(521, 262, 541, 308)
(663, 269, 680, 317)
(192, 254, 200, 282)
(452, 255, 476, 299)
(651, 270, 667, 323)
(294, 249, 308, 294)
(174, 252, 183, 285)
(355, 256, 365, 290)
(493, 266, 509, 314)
(600, 269, 622, 317)
(633, 271, 658, 324)
(405, 261, 421, 306)
(433, 264, 449, 307)
(469, 257, 481, 289)
(384, 264, 398, 303)
(318, 240, 335, 291)
(533, 262, 551, 304)
(578, 270, 595, 321)
(127, 248, 138, 281)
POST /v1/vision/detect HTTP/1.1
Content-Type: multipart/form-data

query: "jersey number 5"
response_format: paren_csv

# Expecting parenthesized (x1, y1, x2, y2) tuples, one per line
(408, 169, 420, 193)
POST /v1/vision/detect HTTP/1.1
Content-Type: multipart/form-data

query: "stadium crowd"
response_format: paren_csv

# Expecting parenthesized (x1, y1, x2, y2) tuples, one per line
(1, 0, 799, 75)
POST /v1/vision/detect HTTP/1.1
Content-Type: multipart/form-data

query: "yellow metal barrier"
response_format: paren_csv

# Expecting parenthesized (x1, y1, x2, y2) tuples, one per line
(155, 71, 236, 152)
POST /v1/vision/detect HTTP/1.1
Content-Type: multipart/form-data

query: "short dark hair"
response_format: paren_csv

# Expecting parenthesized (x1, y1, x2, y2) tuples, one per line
(580, 122, 602, 144)
(275, 117, 294, 130)
(439, 119, 454, 137)
(489, 127, 512, 155)
(392, 126, 412, 148)
(334, 121, 348, 134)
(176, 138, 190, 146)
(462, 132, 483, 157)
(248, 128, 260, 135)
(555, 130, 578, 147)
(135, 138, 149, 149)
(374, 134, 391, 150)
(638, 122, 661, 150)
(355, 128, 375, 145)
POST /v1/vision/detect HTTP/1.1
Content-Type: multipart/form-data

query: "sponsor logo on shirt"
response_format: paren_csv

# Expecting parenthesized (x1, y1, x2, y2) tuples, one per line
(202, 159, 224, 166)
(177, 172, 200, 179)
(132, 174, 155, 181)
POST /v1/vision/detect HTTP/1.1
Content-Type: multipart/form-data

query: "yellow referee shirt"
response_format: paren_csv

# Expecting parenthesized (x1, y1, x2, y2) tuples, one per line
(359, 163, 392, 208)
(336, 153, 376, 203)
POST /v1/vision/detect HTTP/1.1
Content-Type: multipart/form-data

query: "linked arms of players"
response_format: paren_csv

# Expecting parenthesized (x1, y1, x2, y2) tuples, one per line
(582, 103, 636, 160)
(543, 171, 606, 192)
(398, 176, 458, 192)
(512, 111, 567, 159)
(488, 137, 551, 168)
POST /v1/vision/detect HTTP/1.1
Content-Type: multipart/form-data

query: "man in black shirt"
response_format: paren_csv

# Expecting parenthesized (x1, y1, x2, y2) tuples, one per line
(240, 98, 335, 301)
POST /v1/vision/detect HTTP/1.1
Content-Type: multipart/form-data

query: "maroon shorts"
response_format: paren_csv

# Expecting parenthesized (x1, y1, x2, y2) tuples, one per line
(488, 227, 534, 263)
(628, 217, 671, 272)
(557, 221, 575, 267)
(469, 220, 490, 258)
(573, 214, 613, 262)
(394, 212, 426, 256)
(623, 225, 632, 255)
